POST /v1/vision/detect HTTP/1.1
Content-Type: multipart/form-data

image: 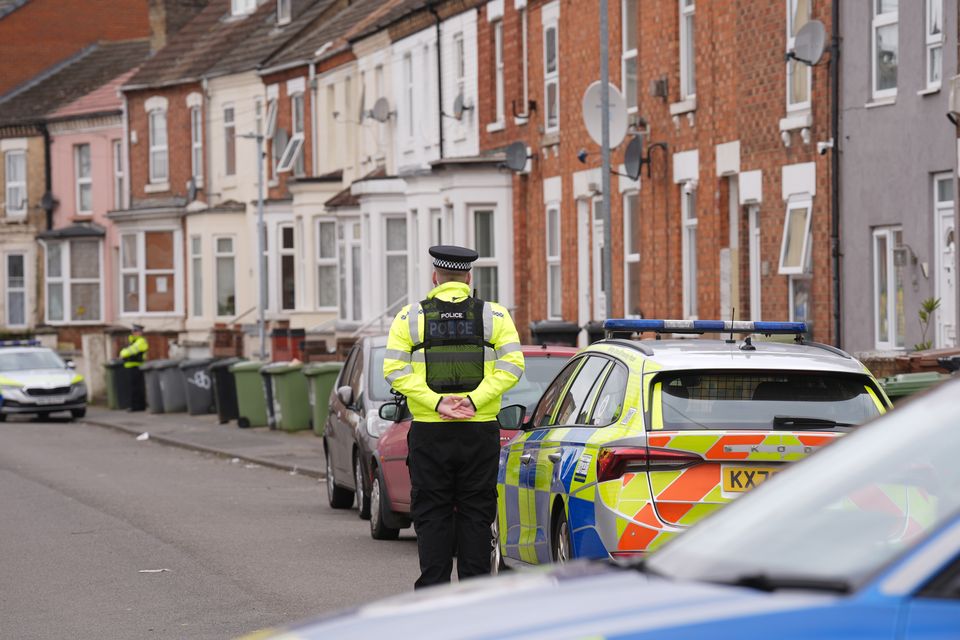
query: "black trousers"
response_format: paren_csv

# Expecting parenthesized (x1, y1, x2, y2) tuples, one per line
(408, 420, 500, 589)
(128, 366, 146, 411)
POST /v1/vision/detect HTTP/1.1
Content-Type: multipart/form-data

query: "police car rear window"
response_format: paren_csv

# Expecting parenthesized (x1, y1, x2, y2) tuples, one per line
(651, 371, 883, 431)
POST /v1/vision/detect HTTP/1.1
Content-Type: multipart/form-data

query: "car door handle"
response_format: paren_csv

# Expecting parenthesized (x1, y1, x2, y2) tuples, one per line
(547, 452, 561, 464)
(520, 453, 533, 465)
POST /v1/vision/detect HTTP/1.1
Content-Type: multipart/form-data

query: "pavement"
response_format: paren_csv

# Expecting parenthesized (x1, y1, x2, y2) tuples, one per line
(83, 406, 327, 478)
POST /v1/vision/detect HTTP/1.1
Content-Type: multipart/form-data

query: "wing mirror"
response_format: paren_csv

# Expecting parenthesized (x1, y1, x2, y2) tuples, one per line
(64, 359, 76, 369)
(336, 385, 354, 407)
(497, 404, 526, 430)
(379, 401, 400, 422)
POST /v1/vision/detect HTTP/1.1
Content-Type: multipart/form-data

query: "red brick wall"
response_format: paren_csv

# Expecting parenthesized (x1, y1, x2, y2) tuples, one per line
(261, 66, 314, 199)
(478, 0, 834, 343)
(0, 0, 150, 95)
(126, 83, 203, 204)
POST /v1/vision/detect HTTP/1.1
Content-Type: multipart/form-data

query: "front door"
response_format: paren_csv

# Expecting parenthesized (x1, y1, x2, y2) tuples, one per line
(936, 209, 956, 347)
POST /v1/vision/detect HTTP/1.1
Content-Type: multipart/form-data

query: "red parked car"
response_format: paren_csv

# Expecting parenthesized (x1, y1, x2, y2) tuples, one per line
(368, 344, 578, 540)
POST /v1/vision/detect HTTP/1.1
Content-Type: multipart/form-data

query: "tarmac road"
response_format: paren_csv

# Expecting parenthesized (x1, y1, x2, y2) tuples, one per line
(0, 417, 418, 640)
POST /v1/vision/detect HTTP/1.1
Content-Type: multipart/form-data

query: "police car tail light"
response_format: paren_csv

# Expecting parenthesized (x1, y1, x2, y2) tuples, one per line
(596, 447, 703, 482)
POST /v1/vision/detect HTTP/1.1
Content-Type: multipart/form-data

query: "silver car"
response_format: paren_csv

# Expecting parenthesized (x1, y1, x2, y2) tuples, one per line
(0, 343, 88, 421)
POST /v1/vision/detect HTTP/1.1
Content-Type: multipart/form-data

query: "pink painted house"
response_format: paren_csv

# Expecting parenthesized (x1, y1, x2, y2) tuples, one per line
(39, 67, 140, 346)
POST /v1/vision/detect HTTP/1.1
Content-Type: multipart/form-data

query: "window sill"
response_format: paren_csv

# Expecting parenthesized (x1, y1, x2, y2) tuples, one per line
(485, 121, 506, 133)
(918, 86, 941, 97)
(779, 111, 812, 131)
(865, 97, 896, 109)
(540, 131, 560, 147)
(144, 182, 169, 193)
(669, 97, 697, 116)
(513, 116, 529, 126)
(2, 214, 28, 222)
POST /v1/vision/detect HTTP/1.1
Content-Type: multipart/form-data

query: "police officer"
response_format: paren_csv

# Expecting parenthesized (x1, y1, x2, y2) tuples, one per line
(120, 324, 149, 411)
(384, 245, 524, 589)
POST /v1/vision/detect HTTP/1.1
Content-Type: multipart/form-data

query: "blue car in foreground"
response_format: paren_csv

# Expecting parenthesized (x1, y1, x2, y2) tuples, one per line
(249, 378, 960, 639)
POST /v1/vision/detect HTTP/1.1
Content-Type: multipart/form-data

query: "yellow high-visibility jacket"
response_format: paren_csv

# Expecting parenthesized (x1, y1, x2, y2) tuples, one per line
(120, 335, 149, 368)
(383, 281, 524, 423)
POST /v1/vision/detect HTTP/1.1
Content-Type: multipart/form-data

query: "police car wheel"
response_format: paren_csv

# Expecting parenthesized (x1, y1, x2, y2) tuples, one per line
(552, 510, 572, 564)
(490, 518, 507, 575)
(326, 447, 353, 509)
(37, 412, 51, 422)
(71, 408, 86, 420)
(0, 413, 6, 422)
(354, 452, 371, 520)
(369, 471, 400, 540)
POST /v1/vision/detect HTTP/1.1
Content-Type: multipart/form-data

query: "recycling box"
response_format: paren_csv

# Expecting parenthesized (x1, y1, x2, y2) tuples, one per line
(230, 361, 268, 428)
(303, 362, 343, 436)
(179, 358, 216, 415)
(261, 361, 311, 432)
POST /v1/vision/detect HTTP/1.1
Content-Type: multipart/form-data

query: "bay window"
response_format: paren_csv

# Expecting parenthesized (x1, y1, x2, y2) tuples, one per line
(215, 236, 236, 317)
(384, 217, 408, 310)
(190, 235, 202, 317)
(5, 253, 26, 327)
(279, 224, 296, 311)
(316, 220, 337, 309)
(46, 239, 102, 323)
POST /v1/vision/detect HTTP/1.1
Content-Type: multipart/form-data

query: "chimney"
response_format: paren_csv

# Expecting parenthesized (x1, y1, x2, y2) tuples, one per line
(149, 0, 209, 52)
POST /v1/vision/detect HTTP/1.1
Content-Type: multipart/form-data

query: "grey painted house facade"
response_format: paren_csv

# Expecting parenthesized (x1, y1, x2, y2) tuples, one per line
(840, 0, 958, 354)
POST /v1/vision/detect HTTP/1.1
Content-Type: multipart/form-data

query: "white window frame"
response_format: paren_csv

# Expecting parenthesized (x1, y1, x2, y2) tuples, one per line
(5, 252, 27, 328)
(74, 144, 92, 215)
(679, 0, 696, 100)
(621, 0, 638, 113)
(926, 0, 943, 90)
(277, 0, 291, 24)
(493, 20, 506, 125)
(148, 109, 168, 184)
(112, 139, 124, 210)
(786, 0, 812, 113)
(119, 230, 182, 317)
(190, 235, 202, 317)
(44, 239, 104, 325)
(214, 235, 236, 318)
(542, 4, 560, 133)
(623, 191, 641, 318)
(223, 104, 236, 177)
(681, 185, 698, 319)
(546, 204, 562, 319)
(316, 219, 338, 310)
(190, 105, 203, 183)
(872, 0, 898, 100)
(872, 226, 905, 350)
(231, 0, 255, 16)
(4, 150, 27, 218)
(778, 195, 813, 275)
(277, 93, 305, 175)
(278, 223, 297, 311)
(472, 207, 499, 301)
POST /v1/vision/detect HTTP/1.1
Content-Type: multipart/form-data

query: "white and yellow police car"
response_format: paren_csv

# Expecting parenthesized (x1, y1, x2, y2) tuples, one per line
(0, 340, 87, 421)
(495, 319, 891, 567)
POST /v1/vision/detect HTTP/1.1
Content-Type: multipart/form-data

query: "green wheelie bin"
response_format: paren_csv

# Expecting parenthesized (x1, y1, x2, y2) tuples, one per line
(303, 362, 343, 436)
(230, 361, 268, 428)
(261, 361, 311, 432)
(880, 371, 949, 404)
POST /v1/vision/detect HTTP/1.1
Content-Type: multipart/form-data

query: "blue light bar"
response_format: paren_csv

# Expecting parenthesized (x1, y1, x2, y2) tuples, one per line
(603, 319, 807, 336)
(0, 339, 40, 347)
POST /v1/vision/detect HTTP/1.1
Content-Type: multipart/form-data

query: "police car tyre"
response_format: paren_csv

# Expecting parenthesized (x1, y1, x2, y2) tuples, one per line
(354, 451, 371, 520)
(71, 408, 86, 419)
(326, 447, 353, 509)
(0, 413, 6, 422)
(369, 469, 400, 540)
(490, 518, 507, 575)
(38, 412, 51, 421)
(551, 509, 572, 564)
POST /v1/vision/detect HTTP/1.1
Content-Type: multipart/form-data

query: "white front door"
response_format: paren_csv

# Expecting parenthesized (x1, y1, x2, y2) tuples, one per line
(591, 198, 607, 321)
(936, 210, 956, 347)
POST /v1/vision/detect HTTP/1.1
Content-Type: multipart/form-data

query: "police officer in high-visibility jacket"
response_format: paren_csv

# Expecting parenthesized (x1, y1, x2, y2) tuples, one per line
(120, 324, 149, 411)
(384, 245, 524, 589)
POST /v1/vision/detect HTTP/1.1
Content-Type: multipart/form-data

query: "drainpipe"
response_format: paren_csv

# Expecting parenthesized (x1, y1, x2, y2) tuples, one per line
(830, 1, 841, 348)
(428, 3, 444, 159)
(309, 62, 318, 177)
(40, 122, 53, 231)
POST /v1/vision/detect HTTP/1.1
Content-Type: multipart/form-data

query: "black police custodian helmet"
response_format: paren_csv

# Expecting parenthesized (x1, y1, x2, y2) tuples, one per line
(429, 245, 479, 272)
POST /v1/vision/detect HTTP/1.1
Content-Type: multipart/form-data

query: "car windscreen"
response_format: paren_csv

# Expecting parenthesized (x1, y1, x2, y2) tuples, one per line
(652, 371, 883, 430)
(645, 379, 960, 589)
(502, 356, 570, 412)
(0, 350, 65, 372)
(369, 347, 393, 401)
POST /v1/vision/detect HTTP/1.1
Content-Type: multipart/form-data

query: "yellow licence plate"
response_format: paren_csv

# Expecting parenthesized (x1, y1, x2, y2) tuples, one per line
(722, 465, 780, 493)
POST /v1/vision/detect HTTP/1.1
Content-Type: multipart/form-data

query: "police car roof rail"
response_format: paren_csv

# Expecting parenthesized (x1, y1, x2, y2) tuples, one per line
(0, 339, 40, 348)
(802, 341, 853, 359)
(601, 338, 655, 356)
(603, 319, 807, 338)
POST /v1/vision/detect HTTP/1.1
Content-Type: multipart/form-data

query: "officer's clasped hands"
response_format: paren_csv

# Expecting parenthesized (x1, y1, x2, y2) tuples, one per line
(437, 396, 476, 420)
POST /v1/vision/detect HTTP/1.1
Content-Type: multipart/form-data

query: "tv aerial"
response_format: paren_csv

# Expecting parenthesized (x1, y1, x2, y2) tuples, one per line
(786, 20, 827, 65)
(581, 81, 628, 149)
(503, 141, 533, 173)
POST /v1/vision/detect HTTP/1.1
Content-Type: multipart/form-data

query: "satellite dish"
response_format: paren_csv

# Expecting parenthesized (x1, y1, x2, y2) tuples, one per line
(186, 178, 197, 203)
(452, 93, 473, 120)
(504, 141, 530, 173)
(792, 20, 826, 65)
(581, 81, 628, 149)
(370, 97, 392, 123)
(624, 136, 642, 180)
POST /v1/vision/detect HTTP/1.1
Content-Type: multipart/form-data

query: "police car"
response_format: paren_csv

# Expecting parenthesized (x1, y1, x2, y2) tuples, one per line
(495, 319, 891, 566)
(0, 340, 88, 421)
